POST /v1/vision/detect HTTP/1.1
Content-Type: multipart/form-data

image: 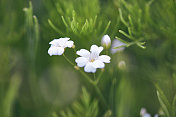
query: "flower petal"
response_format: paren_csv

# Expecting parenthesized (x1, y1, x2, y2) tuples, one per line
(49, 39, 61, 46)
(49, 38, 70, 47)
(66, 41, 74, 48)
(76, 49, 90, 58)
(48, 46, 64, 56)
(84, 62, 96, 73)
(90, 45, 103, 54)
(75, 57, 88, 67)
(59, 37, 70, 42)
(92, 60, 105, 68)
(143, 113, 151, 117)
(99, 55, 111, 63)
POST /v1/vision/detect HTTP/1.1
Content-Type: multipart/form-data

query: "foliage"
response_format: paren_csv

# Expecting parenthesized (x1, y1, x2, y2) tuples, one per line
(58, 87, 99, 117)
(0, 0, 176, 117)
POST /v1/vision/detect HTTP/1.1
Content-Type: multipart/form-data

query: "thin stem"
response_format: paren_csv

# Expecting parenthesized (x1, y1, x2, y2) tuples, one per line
(78, 70, 108, 108)
(73, 48, 78, 58)
(93, 73, 96, 81)
(95, 71, 104, 84)
(106, 49, 108, 55)
(63, 53, 75, 66)
(62, 54, 108, 109)
(63, 53, 94, 84)
(78, 69, 95, 85)
(94, 83, 109, 108)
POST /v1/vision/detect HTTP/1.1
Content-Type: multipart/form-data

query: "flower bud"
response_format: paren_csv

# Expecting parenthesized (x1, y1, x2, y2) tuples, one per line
(72, 45, 75, 49)
(118, 60, 126, 70)
(101, 35, 111, 49)
(74, 66, 80, 70)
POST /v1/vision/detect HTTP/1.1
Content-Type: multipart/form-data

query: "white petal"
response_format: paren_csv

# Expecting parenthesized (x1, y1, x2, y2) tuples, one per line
(140, 108, 147, 116)
(58, 40, 67, 47)
(58, 38, 70, 47)
(143, 113, 151, 117)
(66, 41, 74, 48)
(99, 55, 111, 63)
(48, 46, 64, 56)
(75, 57, 88, 67)
(49, 39, 60, 46)
(84, 62, 96, 73)
(92, 60, 105, 68)
(89, 51, 99, 60)
(76, 49, 90, 58)
(90, 45, 103, 54)
(59, 37, 70, 42)
(49, 38, 70, 47)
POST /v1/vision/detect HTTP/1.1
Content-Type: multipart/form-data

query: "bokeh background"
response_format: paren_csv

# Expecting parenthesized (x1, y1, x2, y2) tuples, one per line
(0, 0, 176, 117)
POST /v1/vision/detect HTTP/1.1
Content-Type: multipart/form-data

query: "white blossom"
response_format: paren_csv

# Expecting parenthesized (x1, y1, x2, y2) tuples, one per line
(48, 37, 74, 56)
(101, 34, 111, 49)
(143, 113, 151, 117)
(111, 39, 126, 54)
(140, 108, 147, 116)
(75, 45, 111, 73)
(140, 108, 158, 117)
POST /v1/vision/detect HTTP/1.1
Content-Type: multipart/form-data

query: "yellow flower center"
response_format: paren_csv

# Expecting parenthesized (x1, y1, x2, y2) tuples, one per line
(90, 59, 95, 62)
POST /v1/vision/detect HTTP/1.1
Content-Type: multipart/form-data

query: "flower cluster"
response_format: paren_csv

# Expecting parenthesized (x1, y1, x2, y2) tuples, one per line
(48, 35, 126, 73)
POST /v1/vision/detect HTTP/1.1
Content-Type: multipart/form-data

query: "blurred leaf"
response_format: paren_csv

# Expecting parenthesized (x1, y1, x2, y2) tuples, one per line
(2, 73, 21, 117)
(58, 87, 99, 117)
(103, 110, 112, 117)
(155, 84, 171, 117)
(24, 1, 39, 63)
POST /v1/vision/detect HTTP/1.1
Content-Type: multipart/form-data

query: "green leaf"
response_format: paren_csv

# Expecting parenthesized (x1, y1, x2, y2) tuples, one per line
(2, 74, 21, 117)
(172, 95, 176, 117)
(118, 8, 128, 27)
(48, 19, 64, 35)
(102, 21, 111, 35)
(58, 87, 99, 117)
(155, 84, 171, 117)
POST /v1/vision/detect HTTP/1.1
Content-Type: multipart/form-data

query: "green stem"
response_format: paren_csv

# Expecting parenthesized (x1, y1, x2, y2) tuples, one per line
(93, 73, 96, 81)
(95, 71, 104, 84)
(78, 70, 95, 85)
(73, 48, 78, 58)
(93, 84, 108, 108)
(78, 70, 108, 108)
(63, 54, 94, 84)
(63, 54, 75, 66)
(106, 49, 108, 55)
(63, 54, 108, 109)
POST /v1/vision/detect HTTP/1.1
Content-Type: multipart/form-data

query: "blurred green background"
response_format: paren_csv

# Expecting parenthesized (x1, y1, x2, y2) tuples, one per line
(0, 0, 176, 117)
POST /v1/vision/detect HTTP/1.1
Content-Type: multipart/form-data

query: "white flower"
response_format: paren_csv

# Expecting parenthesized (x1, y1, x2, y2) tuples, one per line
(75, 45, 111, 73)
(101, 34, 111, 49)
(143, 113, 151, 117)
(140, 108, 147, 116)
(48, 37, 74, 56)
(111, 39, 126, 54)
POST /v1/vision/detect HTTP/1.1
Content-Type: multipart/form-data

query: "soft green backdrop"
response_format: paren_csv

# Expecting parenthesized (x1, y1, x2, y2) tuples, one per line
(0, 0, 176, 117)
